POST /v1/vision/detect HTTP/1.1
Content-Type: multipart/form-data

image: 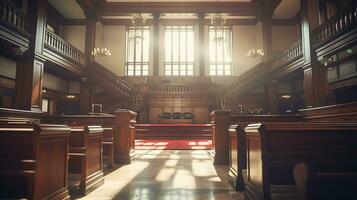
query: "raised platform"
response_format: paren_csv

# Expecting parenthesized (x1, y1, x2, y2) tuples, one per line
(135, 124, 212, 140)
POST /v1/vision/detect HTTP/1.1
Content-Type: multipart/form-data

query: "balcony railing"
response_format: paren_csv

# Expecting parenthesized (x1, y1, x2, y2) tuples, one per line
(269, 39, 303, 70)
(0, 0, 27, 32)
(89, 62, 133, 98)
(149, 83, 210, 94)
(44, 29, 85, 65)
(312, 4, 357, 45)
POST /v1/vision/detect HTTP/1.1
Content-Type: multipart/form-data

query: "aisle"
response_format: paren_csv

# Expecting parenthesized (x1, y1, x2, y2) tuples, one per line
(135, 139, 212, 150)
(78, 150, 243, 200)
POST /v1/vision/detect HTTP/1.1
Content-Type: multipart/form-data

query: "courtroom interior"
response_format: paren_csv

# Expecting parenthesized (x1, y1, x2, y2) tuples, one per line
(0, 0, 357, 199)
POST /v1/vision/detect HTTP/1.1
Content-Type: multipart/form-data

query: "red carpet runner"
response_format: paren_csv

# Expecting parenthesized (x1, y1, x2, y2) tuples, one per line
(135, 139, 212, 150)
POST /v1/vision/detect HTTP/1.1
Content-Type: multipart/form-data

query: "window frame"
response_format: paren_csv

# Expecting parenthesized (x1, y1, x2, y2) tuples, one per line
(208, 25, 233, 76)
(125, 26, 150, 76)
(164, 25, 195, 76)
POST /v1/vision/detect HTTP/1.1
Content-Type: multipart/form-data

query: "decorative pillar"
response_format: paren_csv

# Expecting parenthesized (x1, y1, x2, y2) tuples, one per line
(79, 81, 93, 114)
(210, 110, 231, 165)
(114, 109, 137, 164)
(84, 13, 97, 66)
(80, 13, 97, 114)
(198, 12, 205, 76)
(261, 16, 273, 63)
(301, 0, 327, 107)
(264, 80, 279, 114)
(15, 0, 47, 111)
(153, 12, 160, 76)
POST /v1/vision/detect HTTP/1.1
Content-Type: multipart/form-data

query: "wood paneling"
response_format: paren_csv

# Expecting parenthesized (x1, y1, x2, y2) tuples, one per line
(0, 108, 70, 200)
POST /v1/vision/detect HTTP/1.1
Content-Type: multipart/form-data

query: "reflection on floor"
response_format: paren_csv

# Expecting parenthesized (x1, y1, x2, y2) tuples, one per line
(77, 150, 244, 200)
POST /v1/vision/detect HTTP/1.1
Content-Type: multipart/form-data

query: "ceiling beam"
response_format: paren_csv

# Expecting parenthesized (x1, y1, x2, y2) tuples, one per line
(101, 18, 258, 26)
(75, 0, 97, 17)
(96, 2, 263, 16)
(262, 0, 282, 18)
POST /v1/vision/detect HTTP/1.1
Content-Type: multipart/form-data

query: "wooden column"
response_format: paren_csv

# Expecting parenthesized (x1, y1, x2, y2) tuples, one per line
(261, 16, 273, 63)
(265, 80, 278, 114)
(80, 13, 97, 114)
(211, 110, 231, 165)
(198, 12, 205, 76)
(80, 81, 93, 114)
(85, 13, 97, 66)
(114, 109, 137, 164)
(301, 0, 327, 108)
(153, 12, 160, 76)
(15, 0, 47, 111)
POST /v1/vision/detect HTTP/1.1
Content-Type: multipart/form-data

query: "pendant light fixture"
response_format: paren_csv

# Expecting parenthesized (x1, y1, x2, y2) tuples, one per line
(245, 25, 264, 58)
(211, 0, 226, 44)
(92, 24, 111, 56)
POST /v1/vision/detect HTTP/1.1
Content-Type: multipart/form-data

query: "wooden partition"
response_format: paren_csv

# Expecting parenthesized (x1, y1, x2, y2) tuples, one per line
(228, 115, 302, 191)
(293, 163, 357, 200)
(244, 122, 357, 200)
(43, 115, 116, 168)
(300, 102, 357, 122)
(210, 110, 231, 165)
(0, 108, 71, 200)
(68, 125, 104, 195)
(114, 109, 137, 164)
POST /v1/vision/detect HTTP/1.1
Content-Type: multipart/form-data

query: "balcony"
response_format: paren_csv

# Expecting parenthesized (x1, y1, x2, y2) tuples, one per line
(43, 29, 85, 74)
(0, 0, 30, 49)
(312, 4, 357, 59)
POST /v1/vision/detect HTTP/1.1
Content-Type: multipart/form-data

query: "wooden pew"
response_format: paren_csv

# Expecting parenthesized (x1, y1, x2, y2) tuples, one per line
(293, 163, 357, 200)
(0, 108, 71, 200)
(244, 122, 357, 200)
(67, 125, 104, 195)
(228, 115, 302, 191)
(43, 115, 116, 168)
(300, 101, 357, 122)
(114, 109, 137, 164)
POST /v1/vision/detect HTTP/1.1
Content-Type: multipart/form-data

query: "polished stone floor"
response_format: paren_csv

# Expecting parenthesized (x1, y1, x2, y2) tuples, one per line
(78, 149, 244, 200)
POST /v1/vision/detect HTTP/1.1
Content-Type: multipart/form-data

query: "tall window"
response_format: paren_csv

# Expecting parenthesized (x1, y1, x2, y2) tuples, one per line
(125, 26, 150, 76)
(164, 26, 195, 76)
(209, 26, 233, 76)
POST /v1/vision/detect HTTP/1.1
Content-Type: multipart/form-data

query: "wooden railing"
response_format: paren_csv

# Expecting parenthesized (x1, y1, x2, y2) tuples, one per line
(89, 62, 133, 98)
(0, 0, 27, 32)
(269, 39, 303, 70)
(44, 29, 85, 65)
(149, 82, 210, 94)
(312, 4, 357, 45)
(222, 63, 266, 94)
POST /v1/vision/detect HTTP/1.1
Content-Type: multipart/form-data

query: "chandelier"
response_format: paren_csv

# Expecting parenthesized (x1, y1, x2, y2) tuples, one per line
(132, 13, 147, 26)
(210, 0, 226, 44)
(92, 25, 111, 56)
(245, 26, 264, 58)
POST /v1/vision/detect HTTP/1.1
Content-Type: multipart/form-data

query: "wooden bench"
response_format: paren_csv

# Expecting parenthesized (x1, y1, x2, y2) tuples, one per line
(67, 125, 104, 195)
(244, 122, 357, 200)
(300, 102, 357, 122)
(293, 163, 357, 200)
(43, 115, 117, 169)
(228, 115, 302, 191)
(0, 108, 71, 200)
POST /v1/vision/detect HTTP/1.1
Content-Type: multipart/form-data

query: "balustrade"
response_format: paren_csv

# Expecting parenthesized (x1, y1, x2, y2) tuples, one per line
(312, 4, 357, 45)
(149, 83, 210, 93)
(44, 29, 85, 65)
(90, 63, 133, 98)
(0, 0, 26, 32)
(269, 39, 303, 70)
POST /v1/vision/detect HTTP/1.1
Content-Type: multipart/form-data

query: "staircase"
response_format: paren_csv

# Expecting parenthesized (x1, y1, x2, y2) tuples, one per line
(136, 124, 212, 140)
(87, 62, 133, 99)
